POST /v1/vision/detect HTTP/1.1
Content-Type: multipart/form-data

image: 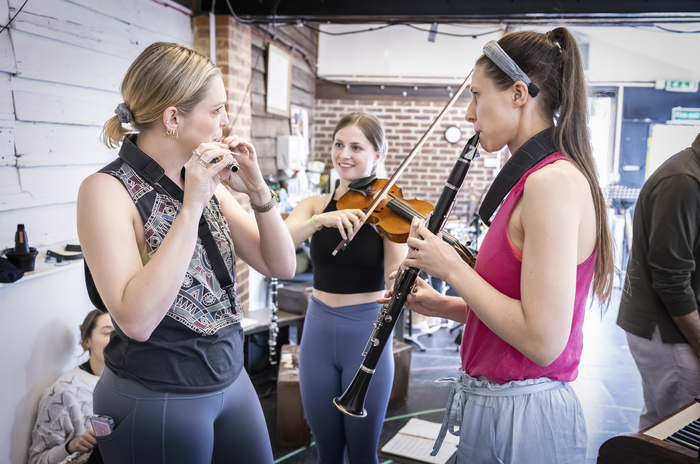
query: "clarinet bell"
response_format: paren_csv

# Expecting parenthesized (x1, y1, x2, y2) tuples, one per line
(333, 365, 373, 418)
(333, 393, 367, 418)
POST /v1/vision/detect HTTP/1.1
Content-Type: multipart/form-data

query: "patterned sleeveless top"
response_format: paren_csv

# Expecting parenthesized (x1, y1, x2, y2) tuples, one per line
(99, 136, 244, 393)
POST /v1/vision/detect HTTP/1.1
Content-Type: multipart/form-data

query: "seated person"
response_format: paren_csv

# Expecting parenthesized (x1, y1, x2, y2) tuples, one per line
(28, 309, 112, 464)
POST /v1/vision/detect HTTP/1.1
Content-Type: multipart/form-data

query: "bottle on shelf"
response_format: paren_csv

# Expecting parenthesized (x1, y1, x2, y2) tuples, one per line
(14, 224, 29, 254)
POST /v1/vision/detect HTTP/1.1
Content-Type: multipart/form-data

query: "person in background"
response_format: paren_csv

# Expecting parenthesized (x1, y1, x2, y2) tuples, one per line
(285, 112, 407, 463)
(618, 133, 700, 429)
(77, 42, 296, 464)
(383, 28, 614, 463)
(28, 309, 112, 464)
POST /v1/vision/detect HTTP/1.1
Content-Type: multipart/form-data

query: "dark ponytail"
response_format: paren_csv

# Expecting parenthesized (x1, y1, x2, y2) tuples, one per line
(477, 27, 614, 304)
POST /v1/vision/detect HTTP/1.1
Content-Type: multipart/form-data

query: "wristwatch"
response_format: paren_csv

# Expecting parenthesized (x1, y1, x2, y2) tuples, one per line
(250, 189, 278, 213)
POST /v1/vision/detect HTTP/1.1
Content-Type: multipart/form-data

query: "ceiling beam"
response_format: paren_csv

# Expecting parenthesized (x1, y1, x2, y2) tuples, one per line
(207, 0, 700, 25)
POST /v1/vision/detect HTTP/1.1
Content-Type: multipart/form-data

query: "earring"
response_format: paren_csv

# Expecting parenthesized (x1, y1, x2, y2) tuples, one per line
(166, 127, 178, 139)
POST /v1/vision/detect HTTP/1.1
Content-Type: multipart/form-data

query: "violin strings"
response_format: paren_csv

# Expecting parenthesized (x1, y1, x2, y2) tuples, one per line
(386, 198, 463, 248)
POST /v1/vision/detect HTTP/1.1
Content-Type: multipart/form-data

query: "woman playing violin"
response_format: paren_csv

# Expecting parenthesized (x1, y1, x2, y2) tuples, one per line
(285, 112, 407, 463)
(382, 28, 614, 463)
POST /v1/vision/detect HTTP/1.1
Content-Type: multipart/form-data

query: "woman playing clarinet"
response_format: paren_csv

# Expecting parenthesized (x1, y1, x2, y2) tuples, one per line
(285, 112, 407, 463)
(382, 28, 614, 463)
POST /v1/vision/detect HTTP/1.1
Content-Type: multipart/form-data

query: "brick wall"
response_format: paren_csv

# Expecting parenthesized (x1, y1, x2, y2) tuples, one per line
(312, 98, 501, 220)
(193, 15, 252, 311)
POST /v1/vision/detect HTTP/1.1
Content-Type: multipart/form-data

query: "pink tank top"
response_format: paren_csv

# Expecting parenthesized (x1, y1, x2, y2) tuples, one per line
(460, 153, 596, 383)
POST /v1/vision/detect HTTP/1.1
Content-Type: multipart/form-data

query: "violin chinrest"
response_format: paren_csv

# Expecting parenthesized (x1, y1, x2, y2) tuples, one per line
(347, 175, 378, 196)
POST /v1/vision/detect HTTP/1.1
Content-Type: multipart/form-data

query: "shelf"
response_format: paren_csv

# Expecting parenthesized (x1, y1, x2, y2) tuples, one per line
(0, 245, 83, 289)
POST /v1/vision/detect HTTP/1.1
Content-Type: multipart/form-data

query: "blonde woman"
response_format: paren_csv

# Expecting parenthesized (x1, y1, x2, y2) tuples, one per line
(77, 42, 295, 463)
(285, 113, 407, 463)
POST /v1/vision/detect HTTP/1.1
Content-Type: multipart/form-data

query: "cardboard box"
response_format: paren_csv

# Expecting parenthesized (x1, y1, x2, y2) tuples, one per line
(389, 338, 412, 409)
(278, 283, 313, 315)
(277, 344, 311, 447)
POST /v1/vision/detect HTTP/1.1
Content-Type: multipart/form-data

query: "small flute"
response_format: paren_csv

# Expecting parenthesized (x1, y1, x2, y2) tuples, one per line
(209, 152, 240, 173)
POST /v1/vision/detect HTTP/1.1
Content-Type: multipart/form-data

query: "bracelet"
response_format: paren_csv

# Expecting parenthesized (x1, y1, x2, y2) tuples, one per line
(249, 189, 278, 213)
(311, 215, 322, 231)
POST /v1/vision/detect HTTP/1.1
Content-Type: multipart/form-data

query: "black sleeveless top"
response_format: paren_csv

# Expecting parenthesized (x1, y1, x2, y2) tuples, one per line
(309, 197, 385, 293)
(94, 136, 244, 394)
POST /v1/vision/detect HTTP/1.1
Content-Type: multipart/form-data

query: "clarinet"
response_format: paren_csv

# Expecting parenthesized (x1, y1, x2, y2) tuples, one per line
(334, 132, 480, 417)
(268, 277, 279, 366)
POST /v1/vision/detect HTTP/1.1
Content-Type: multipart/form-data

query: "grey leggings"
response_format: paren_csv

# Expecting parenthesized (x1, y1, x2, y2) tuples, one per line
(93, 367, 273, 464)
(299, 297, 394, 464)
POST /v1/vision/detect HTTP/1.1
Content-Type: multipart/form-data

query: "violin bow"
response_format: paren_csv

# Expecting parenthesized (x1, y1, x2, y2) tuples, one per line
(333, 68, 475, 256)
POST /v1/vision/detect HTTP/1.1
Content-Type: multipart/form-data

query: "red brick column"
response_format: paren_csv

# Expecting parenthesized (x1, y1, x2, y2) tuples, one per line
(193, 14, 253, 311)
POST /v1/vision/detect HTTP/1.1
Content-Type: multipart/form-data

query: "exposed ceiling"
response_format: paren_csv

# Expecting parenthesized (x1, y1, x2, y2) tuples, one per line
(205, 0, 700, 25)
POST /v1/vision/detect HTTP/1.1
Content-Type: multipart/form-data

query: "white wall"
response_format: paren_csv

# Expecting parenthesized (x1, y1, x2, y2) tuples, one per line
(526, 25, 700, 84)
(0, 1, 193, 463)
(1, 264, 92, 464)
(318, 22, 700, 84)
(318, 23, 501, 84)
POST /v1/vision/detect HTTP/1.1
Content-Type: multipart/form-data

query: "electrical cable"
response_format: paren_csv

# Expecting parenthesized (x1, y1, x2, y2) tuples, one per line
(224, 0, 318, 132)
(0, 0, 28, 35)
(630, 24, 700, 34)
(221, 6, 502, 129)
(303, 22, 398, 36)
(236, 19, 503, 38)
(224, 0, 256, 23)
(270, 0, 283, 23)
(652, 25, 700, 34)
(403, 23, 504, 37)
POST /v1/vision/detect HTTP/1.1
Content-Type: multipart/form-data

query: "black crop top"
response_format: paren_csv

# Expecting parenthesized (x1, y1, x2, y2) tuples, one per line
(309, 198, 385, 293)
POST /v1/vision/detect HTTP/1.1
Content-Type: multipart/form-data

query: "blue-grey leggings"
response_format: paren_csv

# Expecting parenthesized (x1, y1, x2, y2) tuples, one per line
(93, 366, 273, 464)
(299, 297, 395, 464)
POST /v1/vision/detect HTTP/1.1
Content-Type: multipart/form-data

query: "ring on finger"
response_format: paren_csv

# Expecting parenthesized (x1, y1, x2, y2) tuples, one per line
(216, 174, 222, 182)
(193, 148, 202, 157)
(197, 157, 208, 168)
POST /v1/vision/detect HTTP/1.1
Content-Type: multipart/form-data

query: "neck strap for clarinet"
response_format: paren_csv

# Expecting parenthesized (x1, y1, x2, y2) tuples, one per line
(478, 127, 557, 225)
(86, 136, 235, 313)
(120, 136, 235, 295)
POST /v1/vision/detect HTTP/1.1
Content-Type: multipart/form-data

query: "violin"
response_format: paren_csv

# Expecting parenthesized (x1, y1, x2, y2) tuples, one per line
(337, 177, 475, 266)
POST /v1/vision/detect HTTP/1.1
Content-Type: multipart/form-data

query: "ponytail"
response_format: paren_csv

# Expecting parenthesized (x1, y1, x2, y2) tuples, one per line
(549, 27, 613, 305)
(101, 115, 130, 149)
(478, 27, 614, 305)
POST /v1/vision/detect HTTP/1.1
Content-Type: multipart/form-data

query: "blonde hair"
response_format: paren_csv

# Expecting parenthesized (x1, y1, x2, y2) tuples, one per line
(101, 42, 221, 148)
(332, 112, 388, 175)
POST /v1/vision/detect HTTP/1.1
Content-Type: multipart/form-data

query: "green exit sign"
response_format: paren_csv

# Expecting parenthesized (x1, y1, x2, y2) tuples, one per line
(666, 80, 699, 93)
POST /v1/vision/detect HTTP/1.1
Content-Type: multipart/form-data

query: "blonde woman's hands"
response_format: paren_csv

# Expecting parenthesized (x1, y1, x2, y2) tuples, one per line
(184, 142, 234, 212)
(377, 271, 445, 318)
(312, 209, 365, 240)
(219, 136, 270, 203)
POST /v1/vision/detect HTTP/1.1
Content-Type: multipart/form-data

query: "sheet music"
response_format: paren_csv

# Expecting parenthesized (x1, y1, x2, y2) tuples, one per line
(381, 418, 458, 464)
